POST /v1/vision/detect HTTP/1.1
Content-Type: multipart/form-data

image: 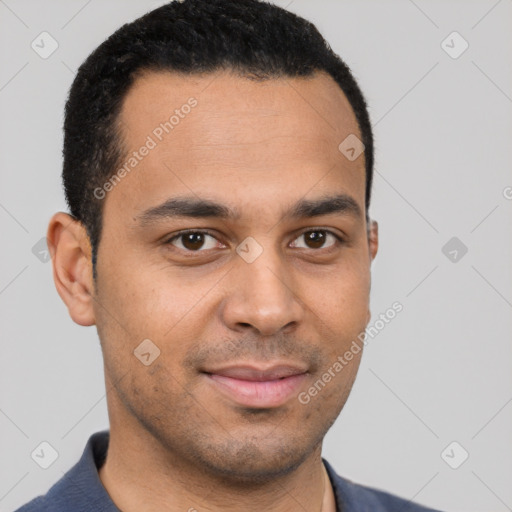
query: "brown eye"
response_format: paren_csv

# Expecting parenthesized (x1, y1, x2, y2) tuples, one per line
(304, 231, 326, 249)
(290, 230, 339, 250)
(168, 231, 220, 251)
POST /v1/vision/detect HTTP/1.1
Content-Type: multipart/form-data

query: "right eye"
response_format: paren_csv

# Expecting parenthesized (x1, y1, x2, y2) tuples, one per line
(165, 230, 226, 252)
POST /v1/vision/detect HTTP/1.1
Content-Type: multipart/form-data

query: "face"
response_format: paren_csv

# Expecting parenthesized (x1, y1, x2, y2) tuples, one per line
(90, 70, 377, 481)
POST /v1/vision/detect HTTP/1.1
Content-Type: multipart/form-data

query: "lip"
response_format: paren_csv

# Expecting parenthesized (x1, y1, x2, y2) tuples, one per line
(203, 364, 308, 408)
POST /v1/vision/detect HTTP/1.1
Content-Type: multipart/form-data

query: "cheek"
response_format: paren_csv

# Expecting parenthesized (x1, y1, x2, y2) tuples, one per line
(95, 256, 182, 335)
(310, 265, 370, 323)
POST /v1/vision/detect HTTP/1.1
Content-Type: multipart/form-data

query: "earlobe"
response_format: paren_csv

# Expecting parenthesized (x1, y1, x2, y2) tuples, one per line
(47, 212, 96, 326)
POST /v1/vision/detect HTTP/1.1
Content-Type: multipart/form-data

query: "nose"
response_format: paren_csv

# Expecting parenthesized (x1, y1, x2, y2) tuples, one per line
(220, 245, 305, 337)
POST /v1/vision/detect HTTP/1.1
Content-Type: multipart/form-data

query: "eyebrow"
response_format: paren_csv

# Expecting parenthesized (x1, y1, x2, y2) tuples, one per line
(286, 194, 362, 221)
(137, 193, 363, 225)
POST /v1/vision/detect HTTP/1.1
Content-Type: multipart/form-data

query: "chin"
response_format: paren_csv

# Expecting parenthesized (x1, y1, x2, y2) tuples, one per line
(187, 431, 320, 486)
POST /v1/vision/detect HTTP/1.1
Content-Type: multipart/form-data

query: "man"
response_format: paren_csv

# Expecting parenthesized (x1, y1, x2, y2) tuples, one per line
(16, 0, 442, 510)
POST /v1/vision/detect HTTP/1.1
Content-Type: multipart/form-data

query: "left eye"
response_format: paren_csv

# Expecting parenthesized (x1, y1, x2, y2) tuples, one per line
(168, 231, 222, 252)
(290, 230, 339, 250)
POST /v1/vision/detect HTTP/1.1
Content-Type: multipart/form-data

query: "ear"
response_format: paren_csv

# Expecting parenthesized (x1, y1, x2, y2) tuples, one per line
(368, 219, 379, 263)
(47, 212, 96, 326)
(366, 219, 379, 324)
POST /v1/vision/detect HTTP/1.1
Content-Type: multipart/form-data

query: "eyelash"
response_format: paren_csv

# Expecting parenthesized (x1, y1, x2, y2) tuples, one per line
(164, 228, 344, 254)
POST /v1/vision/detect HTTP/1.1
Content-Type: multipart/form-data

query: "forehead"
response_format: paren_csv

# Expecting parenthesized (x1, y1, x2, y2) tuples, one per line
(119, 69, 360, 145)
(108, 69, 365, 221)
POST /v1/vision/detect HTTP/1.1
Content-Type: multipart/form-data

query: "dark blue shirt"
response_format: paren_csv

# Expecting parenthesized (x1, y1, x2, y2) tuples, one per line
(16, 431, 442, 511)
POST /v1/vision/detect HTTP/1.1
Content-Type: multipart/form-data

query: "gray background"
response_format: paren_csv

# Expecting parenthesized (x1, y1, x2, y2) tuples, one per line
(1, 1, 511, 511)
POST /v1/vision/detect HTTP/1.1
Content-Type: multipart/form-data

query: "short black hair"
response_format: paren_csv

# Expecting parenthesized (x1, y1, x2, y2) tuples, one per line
(63, 0, 374, 270)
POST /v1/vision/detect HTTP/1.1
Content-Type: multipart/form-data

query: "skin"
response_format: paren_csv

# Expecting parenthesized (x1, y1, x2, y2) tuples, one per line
(48, 69, 378, 512)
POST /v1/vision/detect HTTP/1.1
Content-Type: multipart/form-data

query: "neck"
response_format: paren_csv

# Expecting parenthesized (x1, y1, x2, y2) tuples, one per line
(98, 424, 332, 512)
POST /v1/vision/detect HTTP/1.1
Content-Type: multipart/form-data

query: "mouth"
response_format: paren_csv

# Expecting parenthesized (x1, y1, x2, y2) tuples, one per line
(202, 364, 308, 409)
